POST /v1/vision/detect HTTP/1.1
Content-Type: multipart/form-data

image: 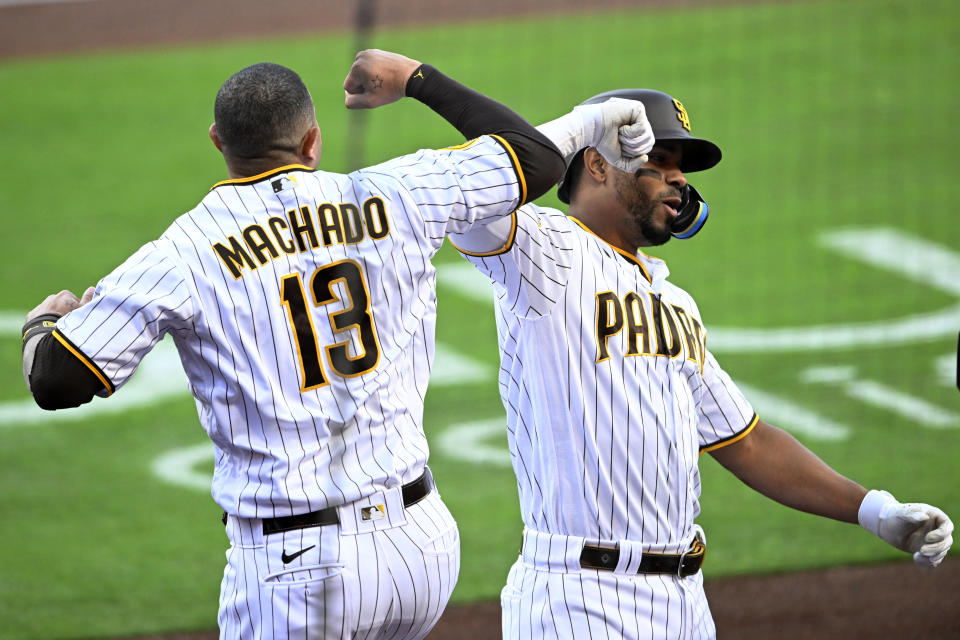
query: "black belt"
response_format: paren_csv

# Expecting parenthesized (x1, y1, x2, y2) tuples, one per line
(580, 533, 706, 578)
(221, 472, 431, 535)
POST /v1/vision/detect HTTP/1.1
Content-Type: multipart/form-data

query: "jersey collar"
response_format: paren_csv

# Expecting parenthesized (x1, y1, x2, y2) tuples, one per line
(568, 217, 664, 284)
(210, 164, 316, 190)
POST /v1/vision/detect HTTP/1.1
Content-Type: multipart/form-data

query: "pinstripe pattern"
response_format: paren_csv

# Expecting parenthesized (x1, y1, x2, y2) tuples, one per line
(501, 544, 715, 640)
(57, 136, 519, 515)
(459, 204, 755, 638)
(220, 491, 459, 640)
(55, 135, 520, 638)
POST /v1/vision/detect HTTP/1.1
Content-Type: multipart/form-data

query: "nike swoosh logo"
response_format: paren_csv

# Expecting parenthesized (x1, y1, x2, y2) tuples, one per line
(281, 545, 316, 564)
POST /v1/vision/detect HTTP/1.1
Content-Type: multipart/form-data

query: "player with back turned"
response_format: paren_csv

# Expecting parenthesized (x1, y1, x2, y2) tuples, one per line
(440, 88, 955, 638)
(18, 50, 644, 639)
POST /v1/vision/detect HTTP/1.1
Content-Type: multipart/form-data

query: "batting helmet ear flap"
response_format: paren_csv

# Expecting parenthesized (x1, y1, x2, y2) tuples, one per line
(671, 184, 709, 239)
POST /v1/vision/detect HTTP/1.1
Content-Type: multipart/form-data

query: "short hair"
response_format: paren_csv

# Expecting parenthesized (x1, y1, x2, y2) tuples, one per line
(214, 63, 315, 159)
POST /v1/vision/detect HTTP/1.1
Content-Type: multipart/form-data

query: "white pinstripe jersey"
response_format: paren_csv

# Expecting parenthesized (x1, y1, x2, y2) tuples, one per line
(456, 204, 757, 545)
(54, 135, 525, 518)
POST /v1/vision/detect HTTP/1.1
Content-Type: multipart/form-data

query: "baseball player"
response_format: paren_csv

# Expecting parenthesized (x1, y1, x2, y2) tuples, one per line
(445, 89, 955, 638)
(19, 49, 587, 639)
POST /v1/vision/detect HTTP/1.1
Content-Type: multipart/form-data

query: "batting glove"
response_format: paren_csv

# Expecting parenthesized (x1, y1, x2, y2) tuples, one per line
(579, 97, 655, 173)
(859, 489, 954, 568)
(537, 98, 655, 173)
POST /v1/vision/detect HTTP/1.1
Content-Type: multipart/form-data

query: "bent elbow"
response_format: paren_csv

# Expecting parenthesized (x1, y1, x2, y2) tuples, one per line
(546, 150, 566, 186)
(30, 374, 94, 410)
(523, 147, 567, 203)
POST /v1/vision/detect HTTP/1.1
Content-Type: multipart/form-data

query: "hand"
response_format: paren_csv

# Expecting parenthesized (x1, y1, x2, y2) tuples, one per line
(25, 287, 95, 323)
(343, 49, 422, 109)
(576, 97, 655, 173)
(860, 490, 954, 568)
(889, 504, 953, 568)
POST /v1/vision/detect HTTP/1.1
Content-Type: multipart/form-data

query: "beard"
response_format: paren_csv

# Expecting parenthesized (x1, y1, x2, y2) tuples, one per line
(614, 172, 673, 246)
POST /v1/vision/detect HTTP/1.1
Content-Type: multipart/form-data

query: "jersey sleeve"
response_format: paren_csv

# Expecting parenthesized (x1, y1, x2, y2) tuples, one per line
(451, 203, 574, 320)
(696, 349, 758, 452)
(369, 135, 525, 241)
(55, 239, 194, 394)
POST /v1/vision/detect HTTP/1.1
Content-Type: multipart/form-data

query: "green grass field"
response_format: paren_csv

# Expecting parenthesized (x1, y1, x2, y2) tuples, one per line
(1, 0, 958, 637)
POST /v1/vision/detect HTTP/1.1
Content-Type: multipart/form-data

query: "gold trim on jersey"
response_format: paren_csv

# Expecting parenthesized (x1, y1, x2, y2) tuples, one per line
(488, 134, 528, 206)
(568, 217, 653, 284)
(671, 304, 706, 373)
(595, 290, 624, 362)
(210, 164, 315, 190)
(699, 413, 760, 455)
(52, 330, 114, 396)
(316, 258, 383, 378)
(441, 138, 481, 151)
(592, 289, 706, 369)
(280, 272, 331, 392)
(213, 235, 260, 280)
(449, 212, 518, 257)
(279, 260, 384, 391)
(213, 197, 392, 279)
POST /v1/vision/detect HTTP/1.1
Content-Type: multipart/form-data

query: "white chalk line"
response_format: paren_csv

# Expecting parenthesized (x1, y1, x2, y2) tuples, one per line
(5, 226, 958, 488)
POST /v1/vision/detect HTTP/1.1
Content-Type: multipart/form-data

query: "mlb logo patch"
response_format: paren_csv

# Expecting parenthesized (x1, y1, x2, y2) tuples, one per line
(271, 175, 297, 193)
(360, 504, 386, 521)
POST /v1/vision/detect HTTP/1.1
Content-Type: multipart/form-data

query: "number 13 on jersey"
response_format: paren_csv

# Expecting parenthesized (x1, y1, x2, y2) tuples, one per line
(280, 259, 381, 391)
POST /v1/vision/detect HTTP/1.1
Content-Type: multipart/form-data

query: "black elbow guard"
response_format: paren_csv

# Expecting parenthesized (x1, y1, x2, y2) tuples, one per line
(404, 64, 564, 203)
(30, 368, 96, 410)
(498, 130, 566, 204)
(27, 331, 104, 410)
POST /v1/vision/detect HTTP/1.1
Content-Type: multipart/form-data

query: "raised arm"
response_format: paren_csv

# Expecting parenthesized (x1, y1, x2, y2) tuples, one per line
(344, 49, 564, 203)
(709, 418, 954, 567)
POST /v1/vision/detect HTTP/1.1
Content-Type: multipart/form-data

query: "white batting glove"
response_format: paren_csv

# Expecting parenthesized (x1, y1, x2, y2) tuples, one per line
(536, 97, 655, 174)
(859, 490, 954, 568)
(578, 97, 655, 173)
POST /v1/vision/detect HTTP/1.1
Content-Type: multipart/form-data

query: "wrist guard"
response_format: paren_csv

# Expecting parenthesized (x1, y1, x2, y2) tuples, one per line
(22, 313, 61, 348)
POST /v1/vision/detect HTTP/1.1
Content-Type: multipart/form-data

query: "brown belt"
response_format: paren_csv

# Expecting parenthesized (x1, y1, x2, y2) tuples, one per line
(580, 533, 706, 578)
(221, 472, 431, 535)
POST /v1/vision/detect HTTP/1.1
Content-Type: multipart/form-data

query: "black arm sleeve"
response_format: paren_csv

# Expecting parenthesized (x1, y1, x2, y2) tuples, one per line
(27, 331, 104, 410)
(405, 64, 565, 204)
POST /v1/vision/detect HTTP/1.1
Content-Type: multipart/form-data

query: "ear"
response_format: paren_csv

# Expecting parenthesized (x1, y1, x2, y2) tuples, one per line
(209, 123, 224, 153)
(582, 147, 609, 186)
(299, 126, 322, 168)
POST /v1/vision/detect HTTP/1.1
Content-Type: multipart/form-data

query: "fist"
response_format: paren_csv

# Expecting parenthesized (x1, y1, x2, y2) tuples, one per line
(862, 490, 954, 568)
(902, 505, 953, 568)
(343, 49, 422, 109)
(26, 286, 95, 323)
(577, 97, 655, 174)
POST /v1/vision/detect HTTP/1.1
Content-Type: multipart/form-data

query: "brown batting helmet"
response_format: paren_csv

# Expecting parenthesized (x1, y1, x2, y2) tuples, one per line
(556, 89, 721, 204)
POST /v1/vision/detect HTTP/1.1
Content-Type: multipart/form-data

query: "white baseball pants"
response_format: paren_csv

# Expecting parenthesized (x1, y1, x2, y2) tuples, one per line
(501, 528, 715, 640)
(219, 488, 459, 639)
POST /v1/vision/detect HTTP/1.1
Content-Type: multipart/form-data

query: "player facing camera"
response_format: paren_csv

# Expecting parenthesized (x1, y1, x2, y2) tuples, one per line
(450, 85, 953, 639)
(556, 88, 719, 241)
